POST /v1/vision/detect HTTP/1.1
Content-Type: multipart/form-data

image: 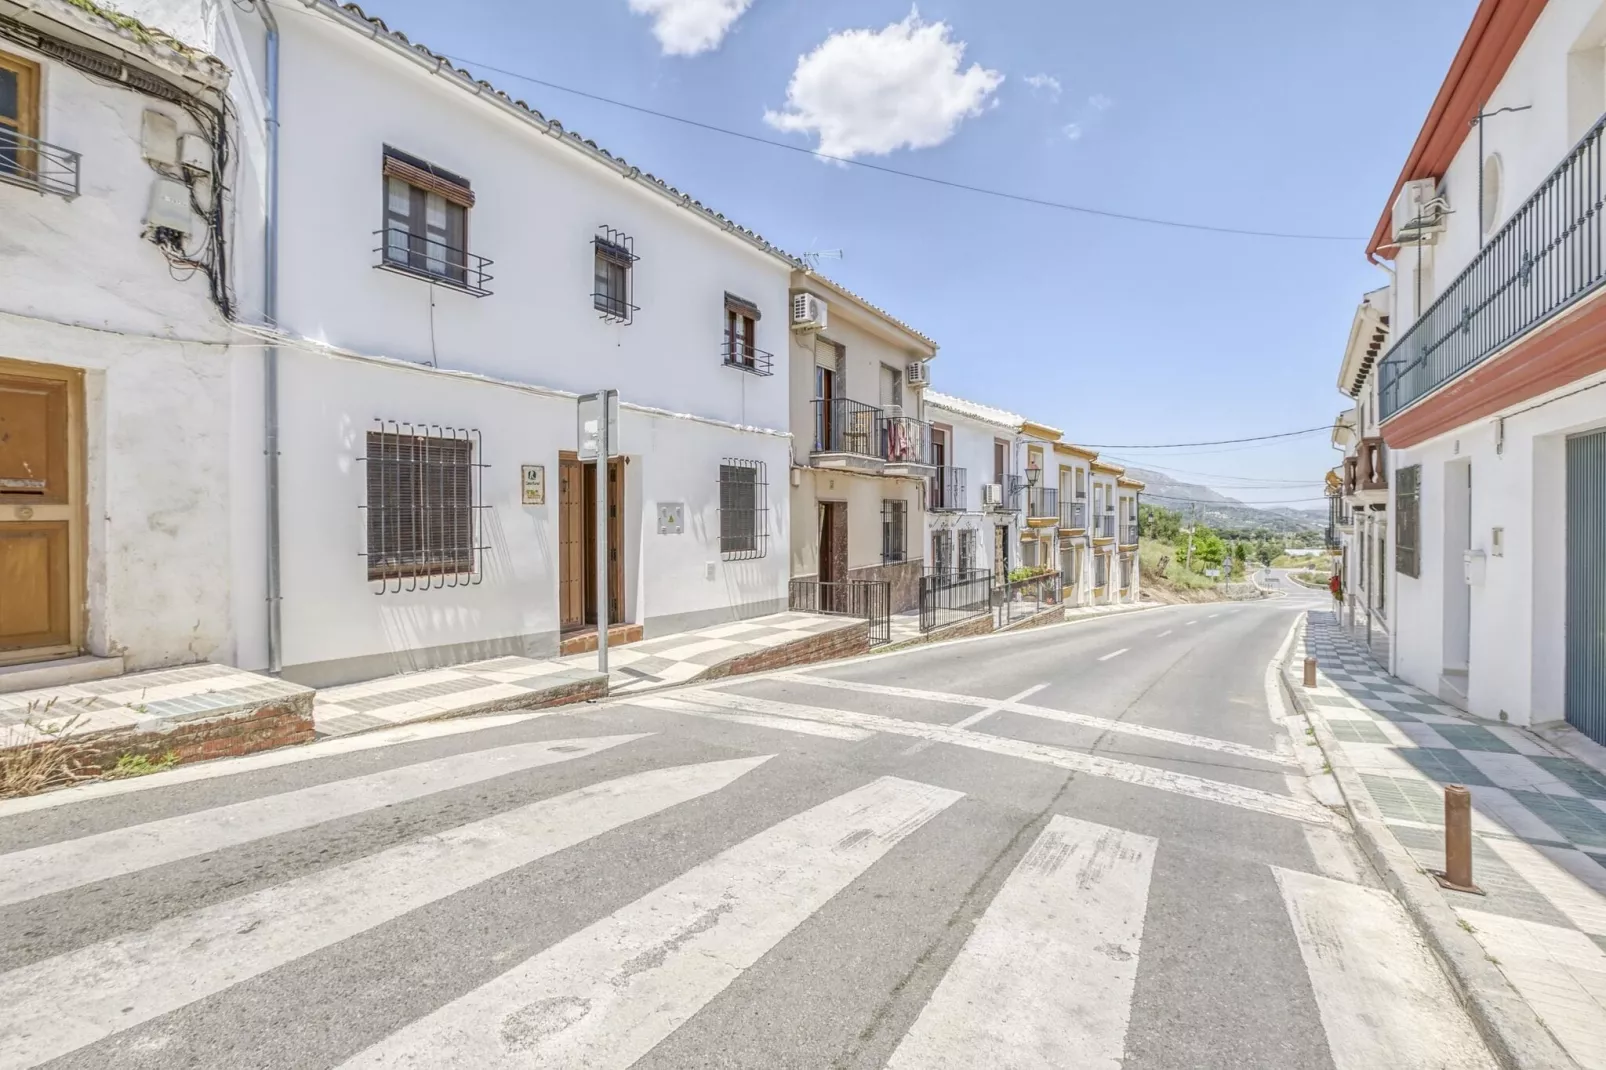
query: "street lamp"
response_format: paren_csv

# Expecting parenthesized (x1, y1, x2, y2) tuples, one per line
(1025, 460, 1041, 488)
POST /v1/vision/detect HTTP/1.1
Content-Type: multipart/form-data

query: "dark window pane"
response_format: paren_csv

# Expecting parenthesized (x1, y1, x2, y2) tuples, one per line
(0, 69, 17, 122)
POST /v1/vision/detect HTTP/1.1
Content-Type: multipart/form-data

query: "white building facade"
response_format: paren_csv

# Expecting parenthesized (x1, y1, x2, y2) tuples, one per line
(33, 0, 801, 688)
(924, 392, 1023, 585)
(1364, 0, 1606, 744)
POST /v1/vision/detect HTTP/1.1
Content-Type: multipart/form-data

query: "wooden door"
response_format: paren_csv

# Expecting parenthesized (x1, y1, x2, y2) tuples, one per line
(0, 363, 80, 663)
(993, 524, 1008, 586)
(575, 458, 625, 628)
(558, 454, 585, 629)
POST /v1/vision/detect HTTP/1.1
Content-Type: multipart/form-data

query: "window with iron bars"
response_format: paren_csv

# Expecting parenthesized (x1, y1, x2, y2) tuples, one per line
(882, 499, 907, 564)
(958, 528, 977, 573)
(362, 424, 489, 592)
(593, 227, 638, 323)
(719, 459, 768, 559)
(931, 529, 953, 573)
(1094, 552, 1108, 588)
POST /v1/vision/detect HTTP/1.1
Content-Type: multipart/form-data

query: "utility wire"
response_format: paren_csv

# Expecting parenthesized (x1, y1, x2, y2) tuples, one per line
(1143, 491, 1330, 506)
(1080, 425, 1330, 449)
(419, 49, 1364, 244)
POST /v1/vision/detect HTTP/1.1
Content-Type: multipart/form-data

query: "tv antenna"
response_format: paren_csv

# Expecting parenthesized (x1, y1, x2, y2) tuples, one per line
(801, 249, 844, 271)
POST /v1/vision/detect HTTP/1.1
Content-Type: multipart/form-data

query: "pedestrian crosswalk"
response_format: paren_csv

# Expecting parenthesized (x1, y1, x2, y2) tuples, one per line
(0, 719, 1496, 1068)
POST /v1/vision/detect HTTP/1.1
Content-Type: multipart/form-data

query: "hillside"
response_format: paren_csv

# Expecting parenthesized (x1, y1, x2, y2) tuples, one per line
(1125, 467, 1323, 535)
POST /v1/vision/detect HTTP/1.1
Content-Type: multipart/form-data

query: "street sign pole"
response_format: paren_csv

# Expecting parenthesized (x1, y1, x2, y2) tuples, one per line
(595, 390, 611, 676)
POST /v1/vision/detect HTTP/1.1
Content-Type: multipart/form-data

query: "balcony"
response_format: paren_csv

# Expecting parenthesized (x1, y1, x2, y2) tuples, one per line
(1059, 498, 1087, 531)
(721, 339, 774, 376)
(1023, 486, 1059, 526)
(1379, 111, 1606, 420)
(0, 131, 80, 200)
(1093, 513, 1115, 540)
(812, 398, 882, 471)
(929, 466, 966, 512)
(1120, 523, 1139, 547)
(1343, 436, 1387, 508)
(374, 226, 494, 297)
(880, 414, 934, 476)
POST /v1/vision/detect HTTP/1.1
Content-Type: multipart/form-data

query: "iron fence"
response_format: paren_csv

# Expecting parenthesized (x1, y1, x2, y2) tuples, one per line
(1121, 523, 1139, 545)
(0, 130, 79, 199)
(789, 578, 891, 644)
(994, 570, 1062, 627)
(721, 339, 774, 376)
(1060, 499, 1086, 529)
(929, 466, 966, 511)
(880, 415, 932, 466)
(1379, 110, 1606, 419)
(812, 398, 881, 457)
(919, 568, 993, 633)
(1094, 513, 1116, 538)
(1025, 486, 1059, 519)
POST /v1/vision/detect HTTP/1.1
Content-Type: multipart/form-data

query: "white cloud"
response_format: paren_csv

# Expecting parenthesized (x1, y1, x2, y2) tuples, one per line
(1088, 92, 1114, 112)
(1025, 73, 1062, 100)
(1062, 122, 1083, 141)
(764, 8, 1004, 159)
(628, 0, 754, 56)
(1062, 94, 1114, 141)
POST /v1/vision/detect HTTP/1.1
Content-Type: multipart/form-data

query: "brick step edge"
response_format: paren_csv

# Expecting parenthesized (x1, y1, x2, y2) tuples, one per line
(691, 621, 871, 684)
(1276, 621, 1581, 1070)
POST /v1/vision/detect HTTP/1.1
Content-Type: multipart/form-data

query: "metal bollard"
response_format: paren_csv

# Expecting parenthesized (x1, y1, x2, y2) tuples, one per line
(1302, 656, 1317, 688)
(1434, 784, 1483, 894)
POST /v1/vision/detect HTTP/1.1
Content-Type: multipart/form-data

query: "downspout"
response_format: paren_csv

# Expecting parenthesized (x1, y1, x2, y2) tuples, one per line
(257, 0, 283, 674)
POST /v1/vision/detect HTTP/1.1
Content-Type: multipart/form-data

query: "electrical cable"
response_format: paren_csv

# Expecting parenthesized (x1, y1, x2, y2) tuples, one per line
(1079, 426, 1330, 449)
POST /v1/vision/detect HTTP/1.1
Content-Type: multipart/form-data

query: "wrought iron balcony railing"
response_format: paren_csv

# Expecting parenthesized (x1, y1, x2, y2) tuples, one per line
(1093, 513, 1116, 538)
(1120, 523, 1139, 546)
(1379, 111, 1606, 419)
(0, 130, 80, 199)
(375, 226, 494, 296)
(929, 466, 966, 512)
(1025, 486, 1058, 520)
(1059, 499, 1087, 530)
(812, 398, 881, 457)
(880, 415, 932, 467)
(721, 339, 774, 376)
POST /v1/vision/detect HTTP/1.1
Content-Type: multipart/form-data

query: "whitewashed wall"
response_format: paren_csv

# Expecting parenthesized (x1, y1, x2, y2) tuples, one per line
(0, 31, 239, 671)
(927, 406, 1017, 576)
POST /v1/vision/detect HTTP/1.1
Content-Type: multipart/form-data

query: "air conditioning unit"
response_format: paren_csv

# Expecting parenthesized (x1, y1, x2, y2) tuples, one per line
(982, 483, 1003, 508)
(791, 293, 828, 331)
(1391, 178, 1447, 247)
(906, 361, 929, 387)
(883, 403, 903, 420)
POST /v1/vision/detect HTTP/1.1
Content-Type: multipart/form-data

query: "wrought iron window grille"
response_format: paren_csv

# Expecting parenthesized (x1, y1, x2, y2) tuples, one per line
(882, 499, 908, 563)
(0, 130, 79, 199)
(719, 458, 768, 560)
(593, 226, 639, 324)
(359, 421, 491, 593)
(721, 339, 774, 375)
(374, 226, 494, 296)
(1395, 464, 1421, 578)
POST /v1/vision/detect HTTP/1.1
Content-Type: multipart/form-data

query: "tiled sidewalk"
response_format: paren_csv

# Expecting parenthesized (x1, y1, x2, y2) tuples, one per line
(1302, 611, 1606, 1068)
(315, 611, 862, 737)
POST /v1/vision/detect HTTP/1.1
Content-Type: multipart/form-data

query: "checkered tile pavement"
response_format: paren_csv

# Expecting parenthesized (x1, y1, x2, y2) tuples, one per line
(1302, 611, 1606, 1066)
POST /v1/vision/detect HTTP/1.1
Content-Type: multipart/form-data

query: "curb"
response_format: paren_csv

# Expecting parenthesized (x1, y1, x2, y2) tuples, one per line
(1278, 624, 1580, 1070)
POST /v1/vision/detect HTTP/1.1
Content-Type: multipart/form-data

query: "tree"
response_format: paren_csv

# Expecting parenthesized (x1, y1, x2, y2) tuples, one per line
(1257, 541, 1277, 566)
(1193, 527, 1226, 570)
(1138, 503, 1182, 544)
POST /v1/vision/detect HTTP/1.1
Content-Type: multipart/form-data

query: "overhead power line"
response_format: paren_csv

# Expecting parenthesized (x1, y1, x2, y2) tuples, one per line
(1082, 426, 1331, 449)
(1142, 491, 1330, 506)
(421, 49, 1364, 244)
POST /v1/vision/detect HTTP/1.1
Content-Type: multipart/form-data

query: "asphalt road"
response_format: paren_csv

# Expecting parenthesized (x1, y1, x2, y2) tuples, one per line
(0, 588, 1494, 1070)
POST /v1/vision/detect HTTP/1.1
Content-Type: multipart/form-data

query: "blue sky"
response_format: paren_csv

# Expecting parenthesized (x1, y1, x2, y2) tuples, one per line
(361, 0, 1477, 508)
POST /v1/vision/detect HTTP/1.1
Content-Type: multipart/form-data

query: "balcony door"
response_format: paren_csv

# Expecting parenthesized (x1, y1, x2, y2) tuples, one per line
(814, 365, 835, 451)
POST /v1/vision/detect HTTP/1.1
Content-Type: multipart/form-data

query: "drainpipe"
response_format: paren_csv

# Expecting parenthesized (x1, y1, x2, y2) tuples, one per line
(257, 0, 283, 674)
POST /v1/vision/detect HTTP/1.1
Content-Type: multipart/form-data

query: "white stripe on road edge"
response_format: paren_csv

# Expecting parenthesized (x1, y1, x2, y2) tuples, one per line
(1208, 614, 1221, 619)
(0, 756, 772, 1070)
(1274, 867, 1497, 1070)
(0, 735, 646, 909)
(763, 675, 1293, 768)
(1097, 648, 1129, 662)
(1186, 620, 1199, 626)
(952, 684, 1048, 731)
(635, 695, 874, 741)
(0, 712, 559, 819)
(337, 776, 963, 1069)
(886, 815, 1156, 1069)
(679, 690, 1332, 827)
(1300, 826, 1365, 885)
(1157, 630, 1173, 638)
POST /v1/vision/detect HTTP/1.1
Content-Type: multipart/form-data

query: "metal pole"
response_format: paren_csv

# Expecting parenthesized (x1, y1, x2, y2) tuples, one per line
(257, 0, 283, 675)
(596, 390, 610, 676)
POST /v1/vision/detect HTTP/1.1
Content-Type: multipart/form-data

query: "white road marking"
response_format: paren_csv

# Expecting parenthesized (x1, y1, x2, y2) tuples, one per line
(1208, 613, 1221, 619)
(1097, 648, 1129, 662)
(0, 756, 772, 1070)
(886, 815, 1156, 1069)
(952, 684, 1048, 731)
(1274, 867, 1497, 1070)
(1186, 620, 1199, 626)
(0, 735, 646, 908)
(679, 690, 1334, 827)
(337, 776, 963, 1069)
(634, 695, 874, 741)
(1156, 630, 1174, 638)
(1300, 826, 1365, 885)
(765, 675, 1293, 767)
(0, 711, 560, 819)
(1456, 909, 1606, 1066)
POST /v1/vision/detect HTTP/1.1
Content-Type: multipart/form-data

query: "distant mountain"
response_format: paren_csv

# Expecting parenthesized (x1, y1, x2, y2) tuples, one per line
(1125, 467, 1323, 534)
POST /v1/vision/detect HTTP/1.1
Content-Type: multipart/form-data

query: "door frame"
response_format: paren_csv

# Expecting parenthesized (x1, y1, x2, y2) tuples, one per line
(0, 356, 85, 665)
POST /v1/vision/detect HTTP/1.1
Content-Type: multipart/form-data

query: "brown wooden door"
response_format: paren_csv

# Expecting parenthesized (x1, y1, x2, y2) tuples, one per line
(0, 364, 79, 661)
(567, 457, 626, 629)
(558, 455, 585, 629)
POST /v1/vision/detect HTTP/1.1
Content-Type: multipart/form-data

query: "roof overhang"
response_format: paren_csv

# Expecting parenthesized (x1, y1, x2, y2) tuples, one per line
(793, 271, 937, 355)
(1339, 288, 1391, 396)
(0, 0, 229, 92)
(1053, 442, 1099, 461)
(1091, 460, 1124, 476)
(1332, 410, 1357, 449)
(1366, 0, 1546, 262)
(1020, 421, 1064, 442)
(1117, 476, 1145, 490)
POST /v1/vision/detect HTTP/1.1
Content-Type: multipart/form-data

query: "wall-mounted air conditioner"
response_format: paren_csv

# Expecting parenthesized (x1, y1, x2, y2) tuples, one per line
(906, 361, 929, 387)
(1391, 178, 1447, 247)
(882, 404, 903, 420)
(791, 293, 828, 331)
(982, 483, 1003, 508)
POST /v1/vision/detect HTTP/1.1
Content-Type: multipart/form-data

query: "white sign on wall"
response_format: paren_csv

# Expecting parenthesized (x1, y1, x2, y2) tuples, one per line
(577, 391, 620, 460)
(520, 464, 545, 506)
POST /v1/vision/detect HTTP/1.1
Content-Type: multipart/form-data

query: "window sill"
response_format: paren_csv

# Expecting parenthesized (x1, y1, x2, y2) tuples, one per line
(375, 260, 492, 298)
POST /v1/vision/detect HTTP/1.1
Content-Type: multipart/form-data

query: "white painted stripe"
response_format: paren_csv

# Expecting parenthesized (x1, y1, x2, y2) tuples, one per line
(767, 674, 1293, 767)
(1301, 826, 1365, 885)
(0, 756, 772, 1070)
(0, 711, 562, 819)
(1097, 648, 1129, 662)
(337, 776, 963, 1069)
(634, 695, 874, 741)
(680, 690, 1333, 826)
(886, 815, 1156, 1069)
(0, 735, 646, 908)
(1274, 867, 1497, 1070)
(1157, 629, 1174, 637)
(1481, 838, 1606, 936)
(952, 684, 1047, 731)
(1186, 620, 1199, 626)
(1208, 613, 1221, 619)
